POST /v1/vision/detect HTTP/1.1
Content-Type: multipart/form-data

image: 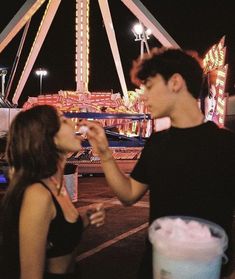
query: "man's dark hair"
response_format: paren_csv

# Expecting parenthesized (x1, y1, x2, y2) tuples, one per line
(130, 47, 204, 99)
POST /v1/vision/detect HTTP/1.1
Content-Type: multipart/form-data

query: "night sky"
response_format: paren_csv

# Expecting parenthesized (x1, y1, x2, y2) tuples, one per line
(0, 0, 235, 107)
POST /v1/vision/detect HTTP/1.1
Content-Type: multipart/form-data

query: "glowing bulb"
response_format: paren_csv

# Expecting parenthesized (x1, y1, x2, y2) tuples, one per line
(133, 23, 143, 35)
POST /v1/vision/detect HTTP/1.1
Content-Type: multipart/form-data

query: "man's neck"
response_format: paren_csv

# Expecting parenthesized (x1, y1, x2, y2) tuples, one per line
(170, 97, 205, 128)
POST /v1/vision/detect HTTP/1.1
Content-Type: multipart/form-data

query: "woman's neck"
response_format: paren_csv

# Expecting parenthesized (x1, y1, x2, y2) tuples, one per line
(43, 157, 66, 193)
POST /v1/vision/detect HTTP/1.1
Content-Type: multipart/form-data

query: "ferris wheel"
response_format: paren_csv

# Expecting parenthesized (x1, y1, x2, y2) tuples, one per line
(0, 0, 179, 105)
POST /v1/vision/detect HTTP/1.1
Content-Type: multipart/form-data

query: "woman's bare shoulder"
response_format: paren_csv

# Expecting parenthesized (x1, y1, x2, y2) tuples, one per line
(23, 182, 53, 207)
(22, 182, 55, 219)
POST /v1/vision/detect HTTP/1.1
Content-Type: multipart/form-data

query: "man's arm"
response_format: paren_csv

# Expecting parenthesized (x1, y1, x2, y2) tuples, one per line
(85, 121, 148, 205)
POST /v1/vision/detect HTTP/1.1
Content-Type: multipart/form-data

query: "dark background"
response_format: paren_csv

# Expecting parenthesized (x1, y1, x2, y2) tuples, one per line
(0, 0, 235, 107)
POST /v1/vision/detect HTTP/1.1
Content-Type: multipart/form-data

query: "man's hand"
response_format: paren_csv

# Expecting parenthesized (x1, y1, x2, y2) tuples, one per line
(80, 120, 111, 160)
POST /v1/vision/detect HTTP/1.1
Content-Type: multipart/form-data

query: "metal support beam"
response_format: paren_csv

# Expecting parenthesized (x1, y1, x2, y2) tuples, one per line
(0, 0, 47, 53)
(98, 0, 128, 101)
(4, 20, 31, 101)
(12, 0, 61, 104)
(75, 0, 90, 93)
(121, 0, 180, 48)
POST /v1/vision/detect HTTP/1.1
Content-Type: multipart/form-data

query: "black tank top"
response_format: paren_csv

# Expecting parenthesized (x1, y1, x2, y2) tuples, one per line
(39, 181, 83, 258)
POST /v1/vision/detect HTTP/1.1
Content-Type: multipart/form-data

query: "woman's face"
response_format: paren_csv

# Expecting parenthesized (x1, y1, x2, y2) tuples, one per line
(54, 113, 82, 153)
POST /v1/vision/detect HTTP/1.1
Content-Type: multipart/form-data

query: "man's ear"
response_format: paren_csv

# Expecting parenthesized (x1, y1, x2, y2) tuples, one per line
(169, 73, 185, 93)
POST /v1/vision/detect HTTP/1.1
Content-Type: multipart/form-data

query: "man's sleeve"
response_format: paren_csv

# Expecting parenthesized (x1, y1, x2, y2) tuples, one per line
(130, 140, 151, 185)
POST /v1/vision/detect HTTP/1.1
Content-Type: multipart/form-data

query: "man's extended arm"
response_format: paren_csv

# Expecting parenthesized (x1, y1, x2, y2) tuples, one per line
(85, 121, 148, 205)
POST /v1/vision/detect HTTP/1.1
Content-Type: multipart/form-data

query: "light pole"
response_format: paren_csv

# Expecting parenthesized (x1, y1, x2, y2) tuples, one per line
(0, 68, 7, 98)
(132, 22, 151, 58)
(35, 68, 48, 95)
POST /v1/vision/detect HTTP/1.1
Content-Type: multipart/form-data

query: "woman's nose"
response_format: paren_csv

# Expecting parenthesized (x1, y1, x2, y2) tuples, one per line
(140, 93, 147, 102)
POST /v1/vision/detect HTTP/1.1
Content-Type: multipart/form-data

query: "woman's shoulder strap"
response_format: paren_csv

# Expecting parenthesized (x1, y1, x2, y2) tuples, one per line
(38, 180, 60, 208)
(38, 180, 51, 192)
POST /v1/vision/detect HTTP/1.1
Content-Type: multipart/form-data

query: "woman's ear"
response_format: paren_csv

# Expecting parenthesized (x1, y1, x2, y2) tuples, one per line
(54, 135, 59, 149)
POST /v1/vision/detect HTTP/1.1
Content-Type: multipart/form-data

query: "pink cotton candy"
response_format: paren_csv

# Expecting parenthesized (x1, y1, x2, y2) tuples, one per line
(77, 125, 89, 136)
(149, 216, 228, 261)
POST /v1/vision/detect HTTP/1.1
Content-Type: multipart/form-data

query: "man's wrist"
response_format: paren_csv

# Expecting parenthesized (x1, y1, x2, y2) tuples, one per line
(100, 149, 113, 163)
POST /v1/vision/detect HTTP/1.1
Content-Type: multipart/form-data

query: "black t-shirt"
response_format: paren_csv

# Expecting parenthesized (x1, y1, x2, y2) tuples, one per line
(131, 121, 235, 275)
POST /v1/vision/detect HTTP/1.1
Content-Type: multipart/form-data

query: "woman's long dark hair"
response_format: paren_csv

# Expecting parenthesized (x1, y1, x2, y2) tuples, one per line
(0, 105, 61, 278)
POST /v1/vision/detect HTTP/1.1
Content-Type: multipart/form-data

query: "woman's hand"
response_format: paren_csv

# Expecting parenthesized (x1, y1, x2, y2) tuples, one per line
(86, 203, 105, 227)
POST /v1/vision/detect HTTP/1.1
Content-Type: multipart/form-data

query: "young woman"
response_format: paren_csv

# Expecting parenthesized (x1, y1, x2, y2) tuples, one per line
(0, 105, 105, 279)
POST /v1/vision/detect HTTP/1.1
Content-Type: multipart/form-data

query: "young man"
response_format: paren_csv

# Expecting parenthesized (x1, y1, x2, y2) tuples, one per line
(85, 47, 235, 278)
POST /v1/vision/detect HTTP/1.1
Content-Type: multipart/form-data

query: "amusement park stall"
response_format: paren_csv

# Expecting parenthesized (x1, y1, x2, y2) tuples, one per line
(22, 90, 154, 174)
(65, 111, 151, 174)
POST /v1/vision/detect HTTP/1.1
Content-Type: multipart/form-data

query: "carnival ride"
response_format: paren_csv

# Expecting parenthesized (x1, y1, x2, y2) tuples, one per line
(0, 0, 180, 172)
(0, 1, 229, 173)
(0, 0, 179, 105)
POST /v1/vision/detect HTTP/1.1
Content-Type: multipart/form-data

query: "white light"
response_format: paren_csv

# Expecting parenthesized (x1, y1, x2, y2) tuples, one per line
(35, 69, 48, 76)
(133, 23, 143, 35)
(35, 68, 48, 94)
(146, 28, 152, 36)
(132, 22, 151, 58)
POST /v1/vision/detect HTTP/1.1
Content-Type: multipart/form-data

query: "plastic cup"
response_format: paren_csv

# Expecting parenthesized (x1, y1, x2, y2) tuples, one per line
(148, 216, 228, 279)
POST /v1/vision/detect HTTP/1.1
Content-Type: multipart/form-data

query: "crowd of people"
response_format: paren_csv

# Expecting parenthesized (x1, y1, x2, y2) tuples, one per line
(0, 47, 234, 279)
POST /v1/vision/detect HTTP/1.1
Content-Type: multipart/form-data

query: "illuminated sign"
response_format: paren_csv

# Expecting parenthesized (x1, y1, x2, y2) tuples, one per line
(203, 36, 228, 127)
